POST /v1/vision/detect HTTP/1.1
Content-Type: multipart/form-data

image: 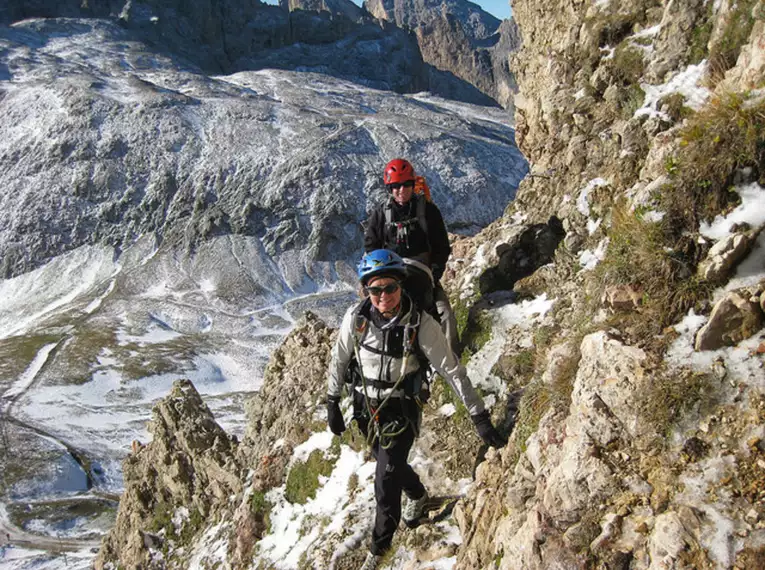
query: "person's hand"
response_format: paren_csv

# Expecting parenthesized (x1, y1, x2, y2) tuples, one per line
(327, 395, 346, 436)
(471, 410, 507, 448)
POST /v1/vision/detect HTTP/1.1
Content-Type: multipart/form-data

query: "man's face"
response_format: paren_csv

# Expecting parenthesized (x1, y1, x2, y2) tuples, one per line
(365, 276, 402, 316)
(389, 181, 414, 206)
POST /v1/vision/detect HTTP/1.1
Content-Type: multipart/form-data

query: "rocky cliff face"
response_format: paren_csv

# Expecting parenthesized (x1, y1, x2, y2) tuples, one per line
(364, 0, 521, 107)
(446, 0, 765, 568)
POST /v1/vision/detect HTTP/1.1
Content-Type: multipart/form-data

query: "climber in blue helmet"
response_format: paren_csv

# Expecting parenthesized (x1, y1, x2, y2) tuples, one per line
(327, 249, 505, 570)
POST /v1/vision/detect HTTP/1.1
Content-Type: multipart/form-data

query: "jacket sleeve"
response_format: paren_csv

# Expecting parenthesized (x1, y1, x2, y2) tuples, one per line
(364, 206, 385, 253)
(327, 305, 358, 398)
(417, 312, 485, 416)
(426, 203, 451, 280)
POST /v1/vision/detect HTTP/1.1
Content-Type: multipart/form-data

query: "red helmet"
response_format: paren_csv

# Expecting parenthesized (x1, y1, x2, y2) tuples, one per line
(383, 159, 415, 185)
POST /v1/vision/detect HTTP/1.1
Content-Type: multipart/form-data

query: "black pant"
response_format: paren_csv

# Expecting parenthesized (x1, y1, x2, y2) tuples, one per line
(365, 405, 425, 555)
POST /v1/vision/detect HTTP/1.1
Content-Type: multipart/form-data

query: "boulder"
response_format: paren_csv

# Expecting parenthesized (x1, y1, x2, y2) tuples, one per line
(695, 290, 765, 351)
(573, 331, 650, 444)
(697, 230, 759, 283)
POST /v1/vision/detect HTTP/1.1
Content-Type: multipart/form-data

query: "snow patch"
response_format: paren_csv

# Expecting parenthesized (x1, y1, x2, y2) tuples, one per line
(467, 294, 555, 395)
(577, 178, 608, 217)
(579, 238, 610, 270)
(636, 62, 711, 120)
(699, 182, 765, 240)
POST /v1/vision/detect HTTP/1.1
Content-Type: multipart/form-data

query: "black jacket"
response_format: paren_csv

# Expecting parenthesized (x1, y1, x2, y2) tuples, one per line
(364, 196, 451, 282)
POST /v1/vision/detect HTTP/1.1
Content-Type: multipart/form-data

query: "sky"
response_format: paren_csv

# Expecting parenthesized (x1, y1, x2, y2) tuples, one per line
(468, 0, 512, 20)
(261, 0, 513, 21)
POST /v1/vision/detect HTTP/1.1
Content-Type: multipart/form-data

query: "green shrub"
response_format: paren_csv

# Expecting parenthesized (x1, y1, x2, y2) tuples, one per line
(612, 42, 646, 86)
(689, 1, 715, 64)
(621, 84, 646, 118)
(249, 490, 272, 533)
(285, 449, 337, 504)
(460, 309, 493, 358)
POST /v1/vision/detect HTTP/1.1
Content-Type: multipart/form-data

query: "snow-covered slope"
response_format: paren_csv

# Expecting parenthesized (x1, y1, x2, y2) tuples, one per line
(0, 17, 528, 281)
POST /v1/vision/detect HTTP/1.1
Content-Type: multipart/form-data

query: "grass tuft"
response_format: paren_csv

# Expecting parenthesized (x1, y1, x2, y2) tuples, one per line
(663, 91, 765, 230)
(635, 368, 716, 438)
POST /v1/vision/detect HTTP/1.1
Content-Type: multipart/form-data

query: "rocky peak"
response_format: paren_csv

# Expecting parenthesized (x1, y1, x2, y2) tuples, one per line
(280, 0, 366, 21)
(95, 379, 241, 569)
(364, 0, 500, 41)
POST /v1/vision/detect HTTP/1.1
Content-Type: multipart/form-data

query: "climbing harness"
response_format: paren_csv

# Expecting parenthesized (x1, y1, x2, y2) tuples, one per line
(350, 301, 428, 450)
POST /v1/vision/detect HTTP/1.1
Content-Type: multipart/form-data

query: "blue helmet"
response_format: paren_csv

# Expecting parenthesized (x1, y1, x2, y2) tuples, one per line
(357, 249, 407, 285)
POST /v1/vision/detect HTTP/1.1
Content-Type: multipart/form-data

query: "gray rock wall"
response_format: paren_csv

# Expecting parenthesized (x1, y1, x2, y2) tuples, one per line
(364, 0, 521, 107)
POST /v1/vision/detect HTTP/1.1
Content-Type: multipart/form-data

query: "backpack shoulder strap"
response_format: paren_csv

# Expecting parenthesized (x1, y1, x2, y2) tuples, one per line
(384, 200, 393, 227)
(402, 306, 424, 357)
(352, 298, 372, 347)
(383, 200, 395, 249)
(415, 194, 428, 236)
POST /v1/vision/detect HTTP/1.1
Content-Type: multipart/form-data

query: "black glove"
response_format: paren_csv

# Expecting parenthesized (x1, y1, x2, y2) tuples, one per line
(432, 265, 444, 283)
(471, 410, 507, 448)
(327, 395, 346, 436)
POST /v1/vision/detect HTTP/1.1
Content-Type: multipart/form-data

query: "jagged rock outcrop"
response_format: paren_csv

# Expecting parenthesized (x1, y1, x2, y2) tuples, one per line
(280, 0, 366, 22)
(95, 379, 241, 569)
(242, 311, 335, 462)
(364, 0, 521, 107)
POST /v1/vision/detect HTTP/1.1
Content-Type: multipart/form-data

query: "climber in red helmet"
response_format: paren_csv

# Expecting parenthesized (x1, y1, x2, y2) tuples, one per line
(364, 158, 459, 355)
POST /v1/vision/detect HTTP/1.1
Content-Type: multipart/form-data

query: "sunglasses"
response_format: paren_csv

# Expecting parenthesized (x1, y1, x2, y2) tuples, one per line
(387, 181, 415, 191)
(365, 283, 401, 297)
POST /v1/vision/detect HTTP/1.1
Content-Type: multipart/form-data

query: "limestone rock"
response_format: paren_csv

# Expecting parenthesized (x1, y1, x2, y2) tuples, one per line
(647, 512, 694, 567)
(719, 15, 765, 91)
(695, 290, 765, 351)
(95, 379, 241, 570)
(645, 0, 707, 83)
(242, 311, 336, 461)
(698, 230, 760, 283)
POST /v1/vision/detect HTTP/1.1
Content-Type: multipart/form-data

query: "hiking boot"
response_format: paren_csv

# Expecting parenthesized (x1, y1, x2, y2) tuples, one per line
(402, 490, 428, 527)
(359, 552, 381, 570)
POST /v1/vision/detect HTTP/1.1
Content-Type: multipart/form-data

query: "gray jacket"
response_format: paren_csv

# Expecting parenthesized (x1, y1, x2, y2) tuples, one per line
(327, 300, 486, 416)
